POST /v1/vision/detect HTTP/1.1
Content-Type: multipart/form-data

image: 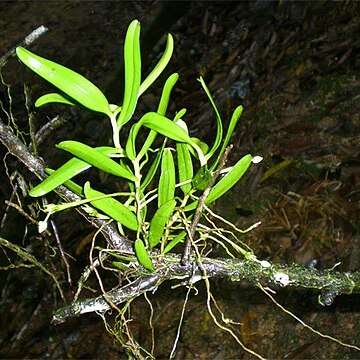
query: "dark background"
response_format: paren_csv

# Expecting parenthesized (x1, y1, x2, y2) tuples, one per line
(1, 1, 360, 358)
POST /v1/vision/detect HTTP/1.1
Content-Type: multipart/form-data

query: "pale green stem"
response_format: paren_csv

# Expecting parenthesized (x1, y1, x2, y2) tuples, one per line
(109, 114, 121, 149)
(191, 142, 207, 166)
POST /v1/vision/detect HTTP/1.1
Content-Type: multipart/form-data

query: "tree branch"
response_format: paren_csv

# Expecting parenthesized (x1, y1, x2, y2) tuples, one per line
(51, 254, 360, 324)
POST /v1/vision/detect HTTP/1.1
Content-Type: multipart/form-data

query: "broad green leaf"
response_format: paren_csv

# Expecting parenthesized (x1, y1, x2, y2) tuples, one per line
(176, 142, 193, 195)
(163, 231, 186, 254)
(84, 182, 138, 231)
(139, 34, 174, 96)
(158, 148, 175, 207)
(126, 112, 194, 160)
(184, 154, 252, 211)
(117, 20, 141, 127)
(57, 140, 136, 181)
(29, 146, 119, 197)
(134, 239, 154, 271)
(210, 105, 243, 172)
(138, 73, 179, 160)
(16, 47, 111, 116)
(192, 165, 212, 191)
(35, 93, 77, 107)
(149, 199, 176, 249)
(198, 77, 223, 160)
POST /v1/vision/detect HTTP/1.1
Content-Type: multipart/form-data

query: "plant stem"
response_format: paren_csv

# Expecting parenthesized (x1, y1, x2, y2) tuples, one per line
(110, 114, 121, 149)
(181, 145, 233, 265)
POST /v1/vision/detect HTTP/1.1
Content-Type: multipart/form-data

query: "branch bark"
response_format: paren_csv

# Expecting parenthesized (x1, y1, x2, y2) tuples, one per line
(52, 254, 360, 324)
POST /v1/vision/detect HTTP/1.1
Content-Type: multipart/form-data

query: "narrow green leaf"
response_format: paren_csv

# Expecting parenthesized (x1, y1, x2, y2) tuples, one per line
(210, 105, 243, 171)
(198, 76, 223, 160)
(204, 154, 252, 204)
(149, 199, 176, 249)
(138, 73, 179, 160)
(176, 119, 194, 195)
(29, 146, 119, 197)
(184, 154, 252, 211)
(134, 239, 154, 271)
(111, 261, 129, 270)
(140, 114, 193, 143)
(163, 231, 186, 254)
(176, 141, 193, 195)
(158, 148, 175, 207)
(140, 149, 163, 190)
(126, 112, 194, 160)
(16, 47, 111, 116)
(57, 140, 136, 181)
(45, 168, 83, 196)
(84, 182, 138, 231)
(173, 108, 187, 122)
(156, 73, 179, 115)
(139, 33, 174, 96)
(35, 93, 77, 107)
(117, 20, 141, 127)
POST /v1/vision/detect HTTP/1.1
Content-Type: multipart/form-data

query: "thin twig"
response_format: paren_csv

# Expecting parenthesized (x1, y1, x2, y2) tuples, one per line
(0, 117, 133, 252)
(0, 26, 48, 67)
(182, 145, 233, 265)
(50, 218, 72, 287)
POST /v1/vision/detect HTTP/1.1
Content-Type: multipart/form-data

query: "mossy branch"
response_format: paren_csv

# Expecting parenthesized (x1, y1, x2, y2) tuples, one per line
(52, 254, 360, 324)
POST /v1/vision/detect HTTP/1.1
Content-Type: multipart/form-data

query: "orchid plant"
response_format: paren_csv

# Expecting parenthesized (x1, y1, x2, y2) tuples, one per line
(16, 19, 261, 270)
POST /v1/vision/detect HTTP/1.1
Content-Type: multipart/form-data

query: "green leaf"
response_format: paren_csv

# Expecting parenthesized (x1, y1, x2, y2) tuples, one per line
(126, 112, 194, 160)
(176, 141, 193, 195)
(134, 239, 154, 271)
(156, 73, 179, 116)
(117, 19, 141, 127)
(173, 108, 187, 122)
(29, 146, 119, 197)
(138, 73, 179, 160)
(57, 140, 136, 181)
(158, 148, 175, 207)
(210, 105, 243, 172)
(140, 148, 162, 191)
(35, 93, 77, 107)
(45, 168, 83, 196)
(184, 154, 252, 211)
(198, 76, 223, 160)
(138, 33, 174, 96)
(163, 231, 186, 254)
(203, 154, 252, 205)
(16, 47, 111, 116)
(84, 182, 138, 231)
(192, 165, 212, 191)
(149, 199, 176, 249)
